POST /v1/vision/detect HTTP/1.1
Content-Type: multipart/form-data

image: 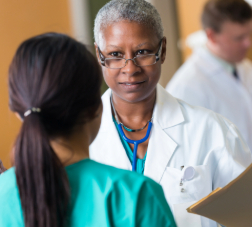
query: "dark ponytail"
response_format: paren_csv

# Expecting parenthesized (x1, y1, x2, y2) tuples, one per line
(8, 33, 102, 227)
(15, 114, 69, 227)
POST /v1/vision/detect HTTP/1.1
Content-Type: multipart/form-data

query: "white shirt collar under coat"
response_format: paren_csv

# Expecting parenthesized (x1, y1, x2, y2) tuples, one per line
(195, 47, 235, 78)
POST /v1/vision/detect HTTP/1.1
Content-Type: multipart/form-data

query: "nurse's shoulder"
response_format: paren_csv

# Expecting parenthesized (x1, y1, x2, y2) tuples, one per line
(0, 168, 24, 226)
(72, 160, 176, 227)
(0, 167, 19, 200)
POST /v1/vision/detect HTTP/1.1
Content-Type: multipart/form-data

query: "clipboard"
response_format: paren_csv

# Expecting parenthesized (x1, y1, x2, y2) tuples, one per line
(187, 163, 252, 227)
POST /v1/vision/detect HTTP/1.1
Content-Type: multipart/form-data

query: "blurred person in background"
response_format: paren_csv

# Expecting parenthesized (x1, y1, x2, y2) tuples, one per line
(0, 33, 176, 227)
(90, 0, 252, 226)
(167, 0, 252, 151)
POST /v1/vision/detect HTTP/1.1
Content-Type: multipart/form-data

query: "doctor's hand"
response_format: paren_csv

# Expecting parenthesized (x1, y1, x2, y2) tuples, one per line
(0, 160, 6, 174)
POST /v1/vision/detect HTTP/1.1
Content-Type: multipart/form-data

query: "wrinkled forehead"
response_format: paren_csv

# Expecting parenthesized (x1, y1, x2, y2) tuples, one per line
(97, 20, 159, 49)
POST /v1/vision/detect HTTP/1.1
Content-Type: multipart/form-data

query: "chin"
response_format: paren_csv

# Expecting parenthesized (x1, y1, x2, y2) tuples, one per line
(122, 94, 145, 103)
(235, 56, 246, 63)
(121, 91, 152, 103)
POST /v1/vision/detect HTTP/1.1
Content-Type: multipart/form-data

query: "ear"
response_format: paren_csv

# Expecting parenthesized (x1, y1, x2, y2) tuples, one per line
(94, 42, 102, 66)
(161, 37, 167, 64)
(15, 112, 23, 122)
(205, 28, 219, 44)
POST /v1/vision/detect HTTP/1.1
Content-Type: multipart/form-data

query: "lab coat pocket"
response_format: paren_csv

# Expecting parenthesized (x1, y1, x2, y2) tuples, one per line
(161, 165, 213, 227)
(185, 165, 212, 199)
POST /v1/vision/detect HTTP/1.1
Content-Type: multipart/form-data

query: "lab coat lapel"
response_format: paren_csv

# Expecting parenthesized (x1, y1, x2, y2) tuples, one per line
(144, 85, 184, 183)
(144, 120, 178, 183)
(94, 89, 132, 170)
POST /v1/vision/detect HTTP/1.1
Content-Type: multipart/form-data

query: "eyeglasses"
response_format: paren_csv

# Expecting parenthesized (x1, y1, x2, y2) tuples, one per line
(98, 38, 163, 69)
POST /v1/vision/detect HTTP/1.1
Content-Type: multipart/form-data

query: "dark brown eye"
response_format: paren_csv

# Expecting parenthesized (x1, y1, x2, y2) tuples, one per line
(110, 52, 123, 57)
(136, 49, 152, 55)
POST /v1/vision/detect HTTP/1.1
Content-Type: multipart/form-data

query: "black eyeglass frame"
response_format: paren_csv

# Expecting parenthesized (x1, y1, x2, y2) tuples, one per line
(97, 38, 164, 69)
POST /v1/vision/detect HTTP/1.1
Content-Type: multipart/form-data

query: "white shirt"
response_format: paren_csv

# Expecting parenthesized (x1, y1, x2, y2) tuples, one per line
(90, 84, 252, 227)
(166, 47, 252, 152)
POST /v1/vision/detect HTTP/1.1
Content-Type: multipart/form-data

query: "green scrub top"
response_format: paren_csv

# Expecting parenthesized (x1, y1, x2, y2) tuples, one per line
(0, 159, 176, 227)
(113, 116, 147, 174)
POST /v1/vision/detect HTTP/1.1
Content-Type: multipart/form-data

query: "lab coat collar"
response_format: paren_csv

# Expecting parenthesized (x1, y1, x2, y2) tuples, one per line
(195, 47, 245, 89)
(204, 47, 235, 75)
(154, 84, 185, 129)
(196, 47, 243, 81)
(99, 85, 184, 182)
(195, 47, 231, 76)
(100, 84, 185, 131)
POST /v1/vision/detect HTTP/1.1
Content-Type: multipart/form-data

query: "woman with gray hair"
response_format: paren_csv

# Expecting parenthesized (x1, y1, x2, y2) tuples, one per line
(90, 0, 252, 227)
(0, 33, 176, 227)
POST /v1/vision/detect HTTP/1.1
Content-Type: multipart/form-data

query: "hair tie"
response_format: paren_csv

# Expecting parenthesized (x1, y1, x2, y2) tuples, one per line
(24, 107, 41, 117)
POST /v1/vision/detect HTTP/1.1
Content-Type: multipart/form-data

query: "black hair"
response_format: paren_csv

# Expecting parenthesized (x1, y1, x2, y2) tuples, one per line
(8, 33, 102, 227)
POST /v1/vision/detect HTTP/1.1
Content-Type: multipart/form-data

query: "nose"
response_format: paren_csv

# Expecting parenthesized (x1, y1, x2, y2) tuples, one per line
(121, 58, 141, 76)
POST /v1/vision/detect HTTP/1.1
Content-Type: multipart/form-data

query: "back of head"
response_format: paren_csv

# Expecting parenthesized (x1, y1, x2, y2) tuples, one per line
(94, 0, 163, 46)
(201, 0, 252, 32)
(8, 33, 102, 227)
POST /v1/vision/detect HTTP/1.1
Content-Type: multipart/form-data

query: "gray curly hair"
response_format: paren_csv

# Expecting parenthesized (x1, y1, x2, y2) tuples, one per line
(94, 0, 164, 47)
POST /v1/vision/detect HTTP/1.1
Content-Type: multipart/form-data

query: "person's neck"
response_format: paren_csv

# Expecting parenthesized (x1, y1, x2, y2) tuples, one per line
(112, 90, 156, 128)
(206, 41, 234, 65)
(50, 127, 90, 167)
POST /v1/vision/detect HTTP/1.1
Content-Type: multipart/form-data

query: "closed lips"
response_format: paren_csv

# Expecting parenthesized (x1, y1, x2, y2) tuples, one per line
(120, 81, 146, 85)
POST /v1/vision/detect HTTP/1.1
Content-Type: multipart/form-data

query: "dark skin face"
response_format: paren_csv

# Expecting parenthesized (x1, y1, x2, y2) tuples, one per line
(95, 21, 166, 159)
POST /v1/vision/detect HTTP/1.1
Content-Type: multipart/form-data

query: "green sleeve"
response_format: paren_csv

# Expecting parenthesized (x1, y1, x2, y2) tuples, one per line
(107, 175, 177, 227)
(135, 179, 177, 227)
(0, 169, 24, 227)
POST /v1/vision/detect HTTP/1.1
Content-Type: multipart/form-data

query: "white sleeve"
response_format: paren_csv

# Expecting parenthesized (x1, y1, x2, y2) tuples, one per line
(212, 122, 252, 190)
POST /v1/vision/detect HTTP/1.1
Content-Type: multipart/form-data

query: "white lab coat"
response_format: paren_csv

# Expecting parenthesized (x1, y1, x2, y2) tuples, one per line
(166, 47, 252, 152)
(90, 84, 252, 227)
